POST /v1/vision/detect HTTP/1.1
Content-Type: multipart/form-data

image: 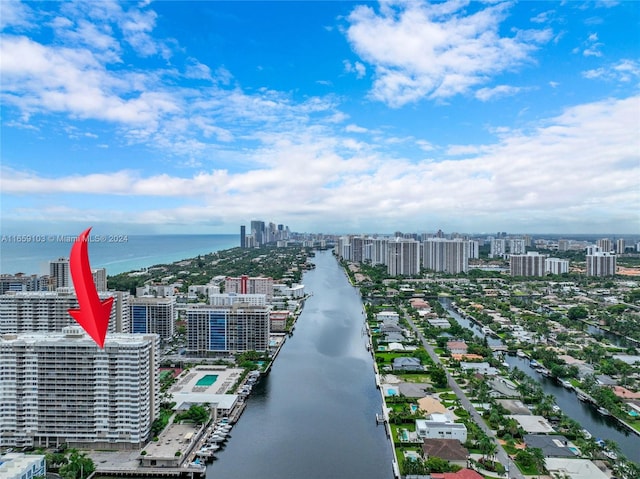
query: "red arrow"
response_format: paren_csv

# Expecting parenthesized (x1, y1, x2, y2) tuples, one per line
(68, 227, 113, 348)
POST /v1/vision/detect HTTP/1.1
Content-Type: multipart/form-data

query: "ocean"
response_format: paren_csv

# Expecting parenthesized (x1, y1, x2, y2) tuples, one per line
(0, 234, 239, 276)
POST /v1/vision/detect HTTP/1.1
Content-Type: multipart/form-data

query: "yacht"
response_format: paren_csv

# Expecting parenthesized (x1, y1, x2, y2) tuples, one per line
(597, 407, 611, 416)
(577, 392, 589, 402)
(560, 379, 574, 391)
(516, 349, 525, 358)
(581, 429, 592, 440)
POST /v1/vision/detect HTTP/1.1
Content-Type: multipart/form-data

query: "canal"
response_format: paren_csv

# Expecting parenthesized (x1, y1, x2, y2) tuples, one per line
(209, 250, 394, 479)
(441, 299, 640, 464)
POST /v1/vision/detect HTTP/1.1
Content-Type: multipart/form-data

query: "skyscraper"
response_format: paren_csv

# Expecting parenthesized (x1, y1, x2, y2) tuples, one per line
(510, 252, 547, 277)
(0, 327, 159, 448)
(586, 252, 617, 276)
(0, 290, 129, 334)
(240, 225, 246, 248)
(187, 304, 270, 353)
(48, 258, 70, 289)
(250, 220, 265, 246)
(130, 296, 176, 340)
(386, 238, 420, 276)
(423, 238, 469, 274)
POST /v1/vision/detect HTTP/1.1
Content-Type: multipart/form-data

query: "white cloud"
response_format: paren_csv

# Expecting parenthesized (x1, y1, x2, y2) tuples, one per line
(343, 59, 367, 79)
(582, 32, 603, 57)
(0, 0, 34, 30)
(345, 0, 552, 107)
(475, 85, 523, 101)
(4, 96, 638, 233)
(583, 59, 640, 83)
(345, 124, 368, 133)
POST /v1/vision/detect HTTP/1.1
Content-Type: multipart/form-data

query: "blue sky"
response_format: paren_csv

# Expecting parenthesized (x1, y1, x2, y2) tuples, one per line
(1, 0, 639, 236)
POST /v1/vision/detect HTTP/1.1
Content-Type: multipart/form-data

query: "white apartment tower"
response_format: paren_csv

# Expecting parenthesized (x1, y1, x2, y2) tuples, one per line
(510, 252, 547, 277)
(489, 238, 507, 259)
(422, 239, 469, 274)
(545, 258, 570, 275)
(616, 238, 626, 254)
(0, 327, 159, 449)
(0, 290, 130, 334)
(371, 238, 389, 266)
(596, 238, 613, 253)
(386, 239, 420, 276)
(187, 304, 270, 353)
(586, 252, 617, 277)
(509, 239, 526, 255)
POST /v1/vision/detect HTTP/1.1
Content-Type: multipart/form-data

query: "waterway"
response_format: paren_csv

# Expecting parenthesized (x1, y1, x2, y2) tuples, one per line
(441, 298, 640, 464)
(208, 250, 394, 479)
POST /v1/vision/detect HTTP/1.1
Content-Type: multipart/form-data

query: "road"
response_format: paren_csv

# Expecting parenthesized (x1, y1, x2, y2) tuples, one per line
(403, 311, 524, 479)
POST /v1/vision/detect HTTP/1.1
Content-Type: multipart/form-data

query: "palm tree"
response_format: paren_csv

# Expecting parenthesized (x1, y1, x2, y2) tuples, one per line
(530, 447, 546, 478)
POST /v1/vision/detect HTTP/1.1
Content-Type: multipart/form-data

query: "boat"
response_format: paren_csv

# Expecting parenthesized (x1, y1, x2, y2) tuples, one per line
(560, 379, 574, 390)
(530, 359, 539, 367)
(597, 407, 610, 416)
(516, 349, 525, 358)
(552, 405, 561, 413)
(577, 392, 589, 402)
(582, 429, 592, 440)
(604, 450, 618, 460)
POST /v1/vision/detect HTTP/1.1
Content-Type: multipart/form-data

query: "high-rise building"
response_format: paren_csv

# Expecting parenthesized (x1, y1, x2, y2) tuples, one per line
(386, 239, 420, 276)
(371, 238, 389, 266)
(510, 252, 547, 277)
(49, 258, 70, 289)
(489, 238, 506, 259)
(616, 238, 626, 254)
(250, 220, 266, 246)
(225, 276, 273, 302)
(596, 238, 613, 253)
(187, 304, 270, 353)
(422, 239, 469, 274)
(545, 258, 570, 275)
(130, 296, 176, 340)
(586, 252, 617, 277)
(0, 290, 129, 334)
(0, 326, 159, 448)
(558, 240, 570, 252)
(240, 225, 246, 248)
(0, 274, 48, 295)
(351, 237, 365, 263)
(92, 268, 107, 292)
(509, 239, 526, 255)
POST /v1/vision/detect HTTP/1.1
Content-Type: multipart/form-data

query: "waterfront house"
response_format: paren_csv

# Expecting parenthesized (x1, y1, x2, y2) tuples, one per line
(393, 357, 423, 372)
(422, 439, 469, 468)
(431, 470, 483, 479)
(508, 415, 555, 434)
(459, 362, 498, 376)
(544, 458, 608, 479)
(446, 340, 468, 355)
(524, 434, 578, 457)
(416, 413, 468, 442)
(612, 386, 640, 400)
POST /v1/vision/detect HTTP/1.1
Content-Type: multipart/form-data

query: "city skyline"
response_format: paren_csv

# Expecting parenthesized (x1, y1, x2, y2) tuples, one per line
(1, 1, 639, 235)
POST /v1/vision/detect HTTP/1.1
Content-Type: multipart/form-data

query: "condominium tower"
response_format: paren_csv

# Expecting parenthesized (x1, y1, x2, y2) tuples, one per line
(0, 290, 130, 334)
(422, 238, 469, 274)
(0, 327, 159, 449)
(187, 304, 270, 353)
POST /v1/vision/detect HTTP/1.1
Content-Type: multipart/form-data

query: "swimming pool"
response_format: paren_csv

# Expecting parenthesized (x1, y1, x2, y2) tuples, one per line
(410, 404, 418, 413)
(196, 374, 219, 387)
(387, 388, 398, 396)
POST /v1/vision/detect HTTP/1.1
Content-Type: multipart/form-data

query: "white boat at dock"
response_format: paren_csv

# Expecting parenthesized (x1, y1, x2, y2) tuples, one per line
(577, 392, 589, 402)
(597, 407, 611, 416)
(516, 349, 525, 358)
(560, 379, 574, 390)
(582, 429, 592, 440)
